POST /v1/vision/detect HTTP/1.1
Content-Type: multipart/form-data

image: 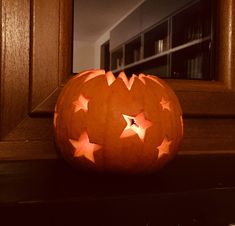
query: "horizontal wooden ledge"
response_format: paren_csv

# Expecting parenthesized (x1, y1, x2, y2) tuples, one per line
(178, 150, 235, 155)
(177, 90, 235, 116)
(30, 87, 62, 116)
(0, 153, 235, 207)
(0, 138, 234, 161)
(166, 80, 228, 92)
(0, 141, 57, 161)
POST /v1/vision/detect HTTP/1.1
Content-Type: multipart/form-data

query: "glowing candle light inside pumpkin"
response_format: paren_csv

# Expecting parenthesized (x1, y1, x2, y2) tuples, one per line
(157, 136, 172, 158)
(120, 112, 152, 142)
(73, 94, 89, 112)
(160, 97, 171, 111)
(69, 131, 102, 163)
(54, 70, 183, 173)
(84, 69, 105, 82)
(105, 71, 116, 86)
(118, 72, 137, 90)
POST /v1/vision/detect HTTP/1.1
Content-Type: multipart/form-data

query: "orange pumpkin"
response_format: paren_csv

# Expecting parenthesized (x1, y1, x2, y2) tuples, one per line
(54, 69, 183, 174)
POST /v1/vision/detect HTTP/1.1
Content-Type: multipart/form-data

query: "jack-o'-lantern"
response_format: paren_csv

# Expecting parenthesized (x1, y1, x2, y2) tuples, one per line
(54, 69, 183, 174)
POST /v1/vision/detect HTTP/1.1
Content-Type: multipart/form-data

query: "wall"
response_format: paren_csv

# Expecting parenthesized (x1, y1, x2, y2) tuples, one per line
(73, 0, 146, 72)
(94, 31, 110, 69)
(73, 41, 95, 73)
(110, 0, 191, 49)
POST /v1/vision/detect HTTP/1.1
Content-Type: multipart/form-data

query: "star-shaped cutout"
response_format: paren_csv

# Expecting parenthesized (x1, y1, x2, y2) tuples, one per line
(73, 94, 89, 112)
(157, 136, 172, 158)
(69, 131, 102, 163)
(120, 112, 152, 142)
(160, 97, 171, 111)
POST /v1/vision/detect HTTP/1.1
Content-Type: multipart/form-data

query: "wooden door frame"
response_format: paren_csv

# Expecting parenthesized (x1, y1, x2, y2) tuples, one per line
(0, 0, 235, 161)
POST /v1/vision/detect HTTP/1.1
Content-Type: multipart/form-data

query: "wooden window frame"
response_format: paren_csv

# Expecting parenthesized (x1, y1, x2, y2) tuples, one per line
(0, 0, 234, 161)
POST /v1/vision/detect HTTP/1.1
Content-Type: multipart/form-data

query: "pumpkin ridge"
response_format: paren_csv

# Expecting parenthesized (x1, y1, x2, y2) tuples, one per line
(102, 72, 117, 170)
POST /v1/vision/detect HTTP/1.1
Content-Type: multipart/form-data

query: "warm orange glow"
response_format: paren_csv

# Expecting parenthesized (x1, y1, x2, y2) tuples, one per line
(73, 94, 89, 112)
(118, 72, 137, 90)
(84, 69, 105, 82)
(54, 104, 58, 127)
(138, 73, 147, 84)
(77, 70, 94, 77)
(69, 131, 102, 163)
(157, 136, 172, 158)
(120, 112, 152, 142)
(71, 70, 94, 80)
(180, 115, 184, 135)
(160, 97, 171, 111)
(106, 71, 116, 86)
(53, 112, 58, 127)
(146, 75, 164, 88)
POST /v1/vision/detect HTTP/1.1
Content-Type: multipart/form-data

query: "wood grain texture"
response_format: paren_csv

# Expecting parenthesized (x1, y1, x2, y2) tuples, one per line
(30, 0, 60, 111)
(30, 0, 73, 114)
(0, 141, 57, 160)
(0, 0, 235, 162)
(0, 0, 72, 159)
(0, 0, 30, 139)
(217, 0, 235, 89)
(2, 117, 54, 141)
(176, 90, 235, 116)
(58, 0, 73, 84)
(30, 87, 62, 115)
(166, 80, 235, 116)
(0, 117, 57, 160)
(180, 118, 235, 153)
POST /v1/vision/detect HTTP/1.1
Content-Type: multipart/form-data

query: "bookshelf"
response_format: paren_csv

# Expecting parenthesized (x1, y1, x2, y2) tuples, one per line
(111, 47, 124, 70)
(144, 21, 168, 58)
(125, 36, 142, 65)
(109, 0, 214, 80)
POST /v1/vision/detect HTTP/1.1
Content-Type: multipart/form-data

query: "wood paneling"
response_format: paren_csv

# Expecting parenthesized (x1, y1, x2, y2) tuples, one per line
(176, 90, 235, 116)
(30, 0, 73, 114)
(0, 117, 56, 160)
(30, 0, 60, 111)
(0, 0, 30, 138)
(0, 0, 72, 157)
(181, 118, 235, 153)
(0, 0, 234, 161)
(217, 0, 235, 89)
(58, 0, 73, 84)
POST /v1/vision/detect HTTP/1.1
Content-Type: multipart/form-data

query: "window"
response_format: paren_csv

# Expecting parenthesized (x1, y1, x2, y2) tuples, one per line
(110, 0, 215, 81)
(0, 0, 234, 161)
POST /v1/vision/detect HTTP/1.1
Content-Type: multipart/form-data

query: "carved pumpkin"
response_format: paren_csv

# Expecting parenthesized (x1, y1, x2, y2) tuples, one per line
(54, 69, 183, 174)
